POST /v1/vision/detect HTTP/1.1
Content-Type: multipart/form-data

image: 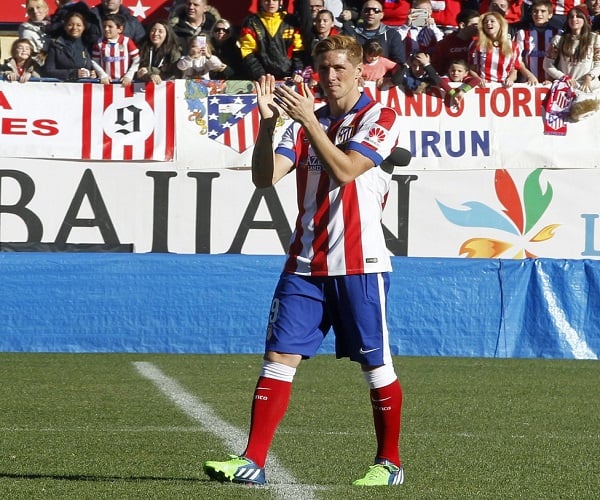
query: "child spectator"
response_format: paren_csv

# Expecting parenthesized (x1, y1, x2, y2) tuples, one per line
(239, 0, 306, 81)
(18, 0, 51, 64)
(1, 38, 42, 83)
(177, 35, 226, 79)
(361, 39, 399, 88)
(468, 11, 535, 86)
(43, 11, 97, 81)
(392, 50, 442, 93)
(515, 0, 559, 83)
(93, 14, 140, 87)
(136, 19, 182, 84)
(439, 58, 482, 107)
(209, 18, 246, 80)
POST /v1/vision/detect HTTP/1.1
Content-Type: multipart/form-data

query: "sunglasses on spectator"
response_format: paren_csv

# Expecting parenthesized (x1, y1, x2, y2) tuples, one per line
(362, 7, 383, 14)
(214, 27, 230, 33)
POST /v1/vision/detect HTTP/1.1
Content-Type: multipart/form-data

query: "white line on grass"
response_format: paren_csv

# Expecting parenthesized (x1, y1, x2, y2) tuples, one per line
(133, 361, 320, 500)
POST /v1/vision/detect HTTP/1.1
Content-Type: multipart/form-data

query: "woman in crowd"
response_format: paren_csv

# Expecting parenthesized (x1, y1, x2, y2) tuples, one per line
(468, 11, 535, 87)
(208, 18, 247, 80)
(18, 0, 51, 64)
(42, 11, 97, 81)
(543, 5, 600, 120)
(136, 19, 182, 84)
(1, 38, 41, 83)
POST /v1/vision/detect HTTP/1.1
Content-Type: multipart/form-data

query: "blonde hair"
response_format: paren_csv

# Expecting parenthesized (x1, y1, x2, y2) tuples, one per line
(477, 12, 513, 57)
(313, 34, 363, 66)
(26, 0, 49, 10)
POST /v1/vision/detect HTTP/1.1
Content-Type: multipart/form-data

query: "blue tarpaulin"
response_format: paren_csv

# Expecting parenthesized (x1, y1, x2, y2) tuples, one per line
(0, 254, 598, 359)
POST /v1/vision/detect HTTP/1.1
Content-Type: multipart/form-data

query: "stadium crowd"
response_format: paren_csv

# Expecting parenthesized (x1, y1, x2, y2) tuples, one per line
(2, 0, 599, 118)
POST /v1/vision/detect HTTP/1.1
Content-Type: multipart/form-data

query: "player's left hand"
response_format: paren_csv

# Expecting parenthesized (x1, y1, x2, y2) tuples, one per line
(273, 82, 314, 125)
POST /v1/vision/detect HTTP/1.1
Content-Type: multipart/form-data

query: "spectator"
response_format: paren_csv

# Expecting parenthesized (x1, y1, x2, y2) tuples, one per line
(1, 38, 42, 83)
(439, 57, 482, 107)
(430, 9, 480, 76)
(43, 11, 98, 81)
(136, 19, 182, 84)
(90, 0, 146, 45)
(239, 0, 306, 81)
(313, 9, 340, 45)
(391, 50, 442, 93)
(479, 0, 525, 27)
(588, 0, 600, 30)
(19, 0, 51, 63)
(338, 0, 364, 25)
(543, 5, 600, 120)
(92, 13, 140, 86)
(468, 11, 532, 87)
(398, 0, 445, 55)
(170, 0, 220, 53)
(209, 18, 247, 80)
(361, 39, 399, 87)
(515, 0, 559, 83)
(342, 0, 407, 65)
(177, 35, 226, 78)
(47, 0, 102, 52)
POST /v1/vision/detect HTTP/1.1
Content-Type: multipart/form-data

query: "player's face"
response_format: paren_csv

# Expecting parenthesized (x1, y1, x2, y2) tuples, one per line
(482, 15, 501, 38)
(64, 15, 85, 38)
(103, 20, 122, 39)
(531, 5, 552, 25)
(316, 49, 361, 101)
(314, 13, 334, 36)
(448, 64, 467, 82)
(149, 23, 167, 47)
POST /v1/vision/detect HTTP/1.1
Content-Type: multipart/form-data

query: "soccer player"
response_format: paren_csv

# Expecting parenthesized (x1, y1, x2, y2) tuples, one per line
(203, 34, 405, 487)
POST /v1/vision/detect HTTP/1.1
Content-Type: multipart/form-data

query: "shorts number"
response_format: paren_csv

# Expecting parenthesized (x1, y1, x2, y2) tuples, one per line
(269, 298, 280, 324)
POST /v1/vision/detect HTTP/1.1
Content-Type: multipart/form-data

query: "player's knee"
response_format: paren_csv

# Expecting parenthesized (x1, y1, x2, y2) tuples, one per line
(362, 363, 397, 389)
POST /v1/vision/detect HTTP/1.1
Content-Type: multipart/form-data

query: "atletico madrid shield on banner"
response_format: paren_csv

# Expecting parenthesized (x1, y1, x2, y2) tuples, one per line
(81, 81, 175, 161)
(207, 94, 260, 153)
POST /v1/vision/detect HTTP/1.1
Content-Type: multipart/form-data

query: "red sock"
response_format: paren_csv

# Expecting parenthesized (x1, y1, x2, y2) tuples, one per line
(243, 376, 292, 467)
(370, 379, 403, 466)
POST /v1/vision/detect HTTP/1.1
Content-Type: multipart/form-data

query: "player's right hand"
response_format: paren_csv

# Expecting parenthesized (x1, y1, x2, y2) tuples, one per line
(255, 74, 280, 120)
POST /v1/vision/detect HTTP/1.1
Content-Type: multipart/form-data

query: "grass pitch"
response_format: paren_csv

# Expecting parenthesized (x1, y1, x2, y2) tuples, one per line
(0, 354, 598, 499)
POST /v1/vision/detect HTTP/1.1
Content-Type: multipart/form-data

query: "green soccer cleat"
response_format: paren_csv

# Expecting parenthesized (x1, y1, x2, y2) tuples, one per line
(203, 454, 266, 485)
(353, 460, 404, 486)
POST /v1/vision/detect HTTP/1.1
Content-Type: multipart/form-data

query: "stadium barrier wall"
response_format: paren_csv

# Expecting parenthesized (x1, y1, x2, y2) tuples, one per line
(0, 253, 597, 359)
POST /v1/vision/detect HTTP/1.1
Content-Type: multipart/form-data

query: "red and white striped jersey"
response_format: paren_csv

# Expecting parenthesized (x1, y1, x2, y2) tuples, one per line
(468, 39, 522, 83)
(93, 34, 140, 81)
(275, 93, 401, 277)
(516, 26, 558, 80)
(552, 0, 583, 16)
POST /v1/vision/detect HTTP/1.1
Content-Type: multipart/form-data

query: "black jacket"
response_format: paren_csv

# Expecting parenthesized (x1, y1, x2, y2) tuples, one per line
(42, 35, 95, 81)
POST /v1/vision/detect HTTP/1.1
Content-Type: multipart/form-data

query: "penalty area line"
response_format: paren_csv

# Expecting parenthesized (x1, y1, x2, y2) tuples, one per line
(132, 361, 320, 500)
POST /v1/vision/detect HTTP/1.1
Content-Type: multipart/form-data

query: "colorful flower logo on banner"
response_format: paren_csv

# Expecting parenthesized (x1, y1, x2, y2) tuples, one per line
(437, 169, 560, 258)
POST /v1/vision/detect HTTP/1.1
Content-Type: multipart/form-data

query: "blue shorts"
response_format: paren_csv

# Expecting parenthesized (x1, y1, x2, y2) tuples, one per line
(264, 272, 393, 366)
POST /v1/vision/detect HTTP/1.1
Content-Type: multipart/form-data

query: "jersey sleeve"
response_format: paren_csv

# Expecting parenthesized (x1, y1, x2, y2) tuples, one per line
(345, 105, 401, 167)
(274, 121, 300, 164)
